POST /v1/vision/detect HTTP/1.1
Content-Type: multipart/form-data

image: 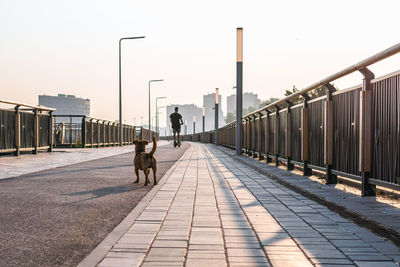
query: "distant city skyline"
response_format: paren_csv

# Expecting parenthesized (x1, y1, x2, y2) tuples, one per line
(1, 0, 399, 129)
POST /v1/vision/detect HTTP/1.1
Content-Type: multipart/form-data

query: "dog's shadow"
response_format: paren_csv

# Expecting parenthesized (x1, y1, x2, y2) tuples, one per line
(62, 183, 142, 205)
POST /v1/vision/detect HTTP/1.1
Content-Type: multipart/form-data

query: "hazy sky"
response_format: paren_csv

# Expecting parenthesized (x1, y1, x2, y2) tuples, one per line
(1, 0, 399, 127)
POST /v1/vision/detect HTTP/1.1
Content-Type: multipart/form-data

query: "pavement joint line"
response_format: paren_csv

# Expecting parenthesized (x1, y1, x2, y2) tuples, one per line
(213, 145, 400, 248)
(201, 145, 229, 267)
(76, 143, 192, 267)
(205, 146, 355, 266)
(140, 147, 194, 266)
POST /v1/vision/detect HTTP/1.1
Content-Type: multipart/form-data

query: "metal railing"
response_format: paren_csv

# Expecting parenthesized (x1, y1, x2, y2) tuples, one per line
(164, 43, 400, 196)
(53, 115, 157, 148)
(0, 99, 55, 155)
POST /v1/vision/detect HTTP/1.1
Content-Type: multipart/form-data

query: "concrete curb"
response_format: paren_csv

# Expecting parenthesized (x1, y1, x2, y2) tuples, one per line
(214, 145, 400, 247)
(77, 143, 191, 267)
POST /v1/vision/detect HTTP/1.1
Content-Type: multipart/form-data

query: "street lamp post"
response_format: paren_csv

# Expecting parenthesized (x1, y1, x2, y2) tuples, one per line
(202, 106, 205, 132)
(157, 106, 166, 135)
(236, 27, 243, 155)
(119, 36, 145, 146)
(215, 88, 219, 146)
(202, 105, 205, 142)
(156, 96, 166, 134)
(149, 79, 164, 140)
(193, 115, 196, 134)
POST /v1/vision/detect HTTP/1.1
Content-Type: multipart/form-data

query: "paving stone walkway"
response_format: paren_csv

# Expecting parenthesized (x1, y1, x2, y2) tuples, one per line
(94, 143, 400, 267)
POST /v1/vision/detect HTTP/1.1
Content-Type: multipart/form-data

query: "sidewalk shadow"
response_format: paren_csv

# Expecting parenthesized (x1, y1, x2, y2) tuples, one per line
(62, 183, 139, 205)
(16, 164, 133, 180)
(202, 147, 290, 261)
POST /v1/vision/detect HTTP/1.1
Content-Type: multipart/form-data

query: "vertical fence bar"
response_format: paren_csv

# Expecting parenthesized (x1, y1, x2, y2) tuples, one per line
(359, 68, 376, 196)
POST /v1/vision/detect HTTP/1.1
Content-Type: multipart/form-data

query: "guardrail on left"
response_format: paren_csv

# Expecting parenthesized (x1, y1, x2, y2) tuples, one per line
(0, 99, 55, 156)
(53, 115, 158, 148)
(53, 115, 136, 148)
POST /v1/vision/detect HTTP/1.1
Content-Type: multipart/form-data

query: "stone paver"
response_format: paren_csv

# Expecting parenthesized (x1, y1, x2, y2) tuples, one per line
(94, 143, 400, 267)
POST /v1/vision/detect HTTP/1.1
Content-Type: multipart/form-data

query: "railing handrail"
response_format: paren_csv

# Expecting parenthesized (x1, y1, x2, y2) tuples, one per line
(0, 99, 56, 111)
(245, 42, 400, 118)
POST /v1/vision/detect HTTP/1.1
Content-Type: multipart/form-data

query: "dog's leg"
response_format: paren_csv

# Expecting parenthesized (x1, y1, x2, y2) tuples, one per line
(143, 170, 149, 186)
(134, 167, 139, 183)
(146, 169, 151, 185)
(152, 165, 157, 185)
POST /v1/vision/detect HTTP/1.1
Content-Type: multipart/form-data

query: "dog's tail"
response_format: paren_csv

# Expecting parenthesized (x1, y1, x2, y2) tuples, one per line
(149, 135, 157, 158)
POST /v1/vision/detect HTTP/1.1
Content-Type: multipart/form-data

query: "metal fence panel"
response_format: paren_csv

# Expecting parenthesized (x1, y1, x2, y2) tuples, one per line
(333, 88, 361, 176)
(38, 114, 50, 147)
(308, 99, 325, 167)
(0, 109, 15, 150)
(291, 106, 302, 162)
(278, 110, 287, 157)
(20, 112, 34, 148)
(371, 73, 400, 185)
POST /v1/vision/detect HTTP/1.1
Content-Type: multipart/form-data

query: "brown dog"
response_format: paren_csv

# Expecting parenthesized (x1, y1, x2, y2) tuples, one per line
(133, 135, 157, 186)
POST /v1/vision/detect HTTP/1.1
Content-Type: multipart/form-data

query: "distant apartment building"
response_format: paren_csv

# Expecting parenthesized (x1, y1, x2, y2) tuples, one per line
(166, 104, 202, 135)
(203, 92, 224, 131)
(226, 92, 261, 114)
(38, 94, 90, 123)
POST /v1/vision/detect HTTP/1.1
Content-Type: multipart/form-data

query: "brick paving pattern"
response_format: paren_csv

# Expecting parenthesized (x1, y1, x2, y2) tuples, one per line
(97, 143, 400, 267)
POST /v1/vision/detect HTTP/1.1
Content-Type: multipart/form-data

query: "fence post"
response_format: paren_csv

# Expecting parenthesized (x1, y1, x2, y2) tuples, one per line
(90, 119, 94, 148)
(246, 118, 251, 156)
(14, 105, 20, 156)
(359, 68, 376, 196)
(108, 122, 111, 146)
(82, 117, 86, 148)
(286, 102, 294, 170)
(258, 112, 264, 160)
(97, 120, 100, 147)
(265, 110, 272, 163)
(33, 109, 39, 154)
(301, 94, 312, 175)
(48, 111, 53, 152)
(324, 83, 337, 184)
(252, 114, 258, 158)
(102, 121, 106, 147)
(274, 106, 280, 166)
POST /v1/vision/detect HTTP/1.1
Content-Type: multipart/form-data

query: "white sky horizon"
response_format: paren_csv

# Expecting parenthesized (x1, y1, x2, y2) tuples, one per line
(1, 0, 399, 127)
